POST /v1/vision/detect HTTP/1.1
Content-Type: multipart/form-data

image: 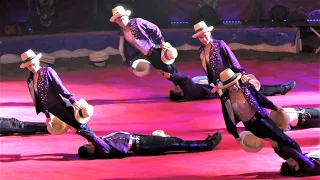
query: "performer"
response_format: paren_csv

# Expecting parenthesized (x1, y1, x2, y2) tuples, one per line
(162, 72, 218, 102)
(218, 68, 320, 176)
(20, 49, 109, 151)
(281, 150, 320, 177)
(110, 6, 179, 84)
(0, 117, 49, 136)
(78, 131, 222, 159)
(192, 21, 295, 96)
(285, 108, 320, 129)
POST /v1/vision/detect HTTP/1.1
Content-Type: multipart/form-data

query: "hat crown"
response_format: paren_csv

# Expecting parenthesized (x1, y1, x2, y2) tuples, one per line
(194, 21, 208, 31)
(219, 68, 236, 82)
(112, 6, 127, 16)
(21, 49, 37, 61)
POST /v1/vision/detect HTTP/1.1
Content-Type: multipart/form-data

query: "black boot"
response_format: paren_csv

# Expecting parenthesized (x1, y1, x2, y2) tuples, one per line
(185, 132, 222, 152)
(281, 81, 296, 95)
(259, 81, 296, 96)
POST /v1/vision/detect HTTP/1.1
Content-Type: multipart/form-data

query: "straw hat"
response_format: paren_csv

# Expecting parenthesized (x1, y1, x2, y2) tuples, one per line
(74, 99, 94, 124)
(218, 68, 242, 89)
(269, 110, 290, 132)
(20, 49, 42, 68)
(161, 42, 178, 65)
(152, 130, 170, 137)
(192, 21, 214, 38)
(239, 131, 263, 153)
(47, 115, 69, 135)
(131, 59, 152, 77)
(110, 6, 131, 22)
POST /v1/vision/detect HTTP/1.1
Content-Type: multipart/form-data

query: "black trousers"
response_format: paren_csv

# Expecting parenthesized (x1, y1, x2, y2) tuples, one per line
(147, 48, 179, 85)
(243, 113, 302, 159)
(0, 117, 48, 135)
(47, 99, 102, 145)
(129, 134, 212, 155)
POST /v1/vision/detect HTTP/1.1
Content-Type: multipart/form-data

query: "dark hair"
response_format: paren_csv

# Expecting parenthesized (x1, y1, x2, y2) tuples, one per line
(78, 145, 91, 158)
(169, 90, 183, 101)
(280, 162, 299, 176)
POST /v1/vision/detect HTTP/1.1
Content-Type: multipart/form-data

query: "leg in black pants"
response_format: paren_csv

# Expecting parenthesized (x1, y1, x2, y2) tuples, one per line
(244, 114, 302, 159)
(147, 48, 179, 85)
(131, 132, 222, 155)
(0, 117, 48, 136)
(259, 81, 296, 96)
(47, 100, 108, 149)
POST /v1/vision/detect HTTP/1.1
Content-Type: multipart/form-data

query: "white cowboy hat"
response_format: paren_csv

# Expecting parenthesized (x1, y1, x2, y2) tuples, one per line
(161, 42, 178, 65)
(152, 130, 170, 137)
(110, 6, 131, 22)
(74, 99, 94, 124)
(239, 131, 263, 153)
(20, 49, 42, 68)
(131, 59, 152, 77)
(218, 68, 242, 89)
(247, 74, 261, 91)
(269, 110, 290, 132)
(192, 21, 214, 38)
(47, 115, 69, 135)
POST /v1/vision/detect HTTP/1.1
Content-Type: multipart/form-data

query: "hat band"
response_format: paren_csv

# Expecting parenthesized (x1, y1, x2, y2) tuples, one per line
(79, 109, 86, 119)
(222, 74, 238, 85)
(22, 55, 37, 64)
(194, 27, 207, 34)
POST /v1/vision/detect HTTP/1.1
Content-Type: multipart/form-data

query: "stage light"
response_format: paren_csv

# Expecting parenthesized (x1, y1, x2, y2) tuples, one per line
(269, 5, 288, 22)
(170, 21, 189, 24)
(222, 20, 242, 26)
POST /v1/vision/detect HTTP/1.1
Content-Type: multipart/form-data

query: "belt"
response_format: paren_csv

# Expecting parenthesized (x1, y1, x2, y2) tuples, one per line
(129, 134, 140, 152)
(147, 44, 160, 56)
(244, 113, 260, 125)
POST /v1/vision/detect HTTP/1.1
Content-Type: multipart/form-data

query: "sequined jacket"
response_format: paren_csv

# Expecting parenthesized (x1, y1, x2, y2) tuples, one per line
(93, 132, 132, 158)
(199, 40, 246, 86)
(26, 67, 76, 118)
(169, 72, 217, 102)
(118, 18, 165, 67)
(220, 82, 278, 139)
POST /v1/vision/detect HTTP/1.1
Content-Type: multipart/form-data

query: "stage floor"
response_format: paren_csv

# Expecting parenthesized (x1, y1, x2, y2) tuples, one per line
(0, 60, 319, 180)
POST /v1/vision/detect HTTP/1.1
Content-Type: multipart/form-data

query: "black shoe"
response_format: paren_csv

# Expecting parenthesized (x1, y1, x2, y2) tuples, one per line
(281, 81, 296, 95)
(205, 132, 222, 150)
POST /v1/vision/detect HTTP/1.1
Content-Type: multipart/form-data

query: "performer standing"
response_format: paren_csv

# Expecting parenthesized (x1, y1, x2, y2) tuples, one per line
(218, 68, 320, 176)
(20, 49, 109, 152)
(110, 6, 179, 84)
(192, 21, 296, 96)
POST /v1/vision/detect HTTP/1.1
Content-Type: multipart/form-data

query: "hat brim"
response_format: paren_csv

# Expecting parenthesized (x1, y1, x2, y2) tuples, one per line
(20, 53, 42, 68)
(239, 131, 263, 153)
(110, 10, 131, 22)
(74, 99, 93, 124)
(192, 26, 214, 38)
(269, 110, 289, 132)
(218, 73, 242, 90)
(47, 116, 69, 135)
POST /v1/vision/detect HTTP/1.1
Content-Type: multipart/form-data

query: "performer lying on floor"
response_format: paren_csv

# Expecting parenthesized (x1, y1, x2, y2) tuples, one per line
(218, 68, 320, 176)
(281, 150, 320, 177)
(163, 72, 294, 102)
(77, 131, 222, 159)
(190, 21, 295, 98)
(0, 117, 49, 136)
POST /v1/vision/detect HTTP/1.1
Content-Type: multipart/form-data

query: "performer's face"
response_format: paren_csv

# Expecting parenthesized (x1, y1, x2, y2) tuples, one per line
(27, 61, 40, 73)
(115, 16, 129, 28)
(227, 82, 240, 92)
(83, 142, 95, 154)
(172, 86, 184, 96)
(286, 158, 300, 171)
(198, 32, 211, 45)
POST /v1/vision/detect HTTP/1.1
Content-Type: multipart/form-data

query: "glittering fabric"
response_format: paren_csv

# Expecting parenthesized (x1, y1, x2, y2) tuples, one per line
(26, 67, 76, 117)
(199, 40, 246, 86)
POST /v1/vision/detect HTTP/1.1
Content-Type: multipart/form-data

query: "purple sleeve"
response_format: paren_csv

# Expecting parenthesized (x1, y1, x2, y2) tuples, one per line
(220, 40, 246, 75)
(249, 84, 278, 111)
(140, 18, 165, 44)
(47, 68, 76, 104)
